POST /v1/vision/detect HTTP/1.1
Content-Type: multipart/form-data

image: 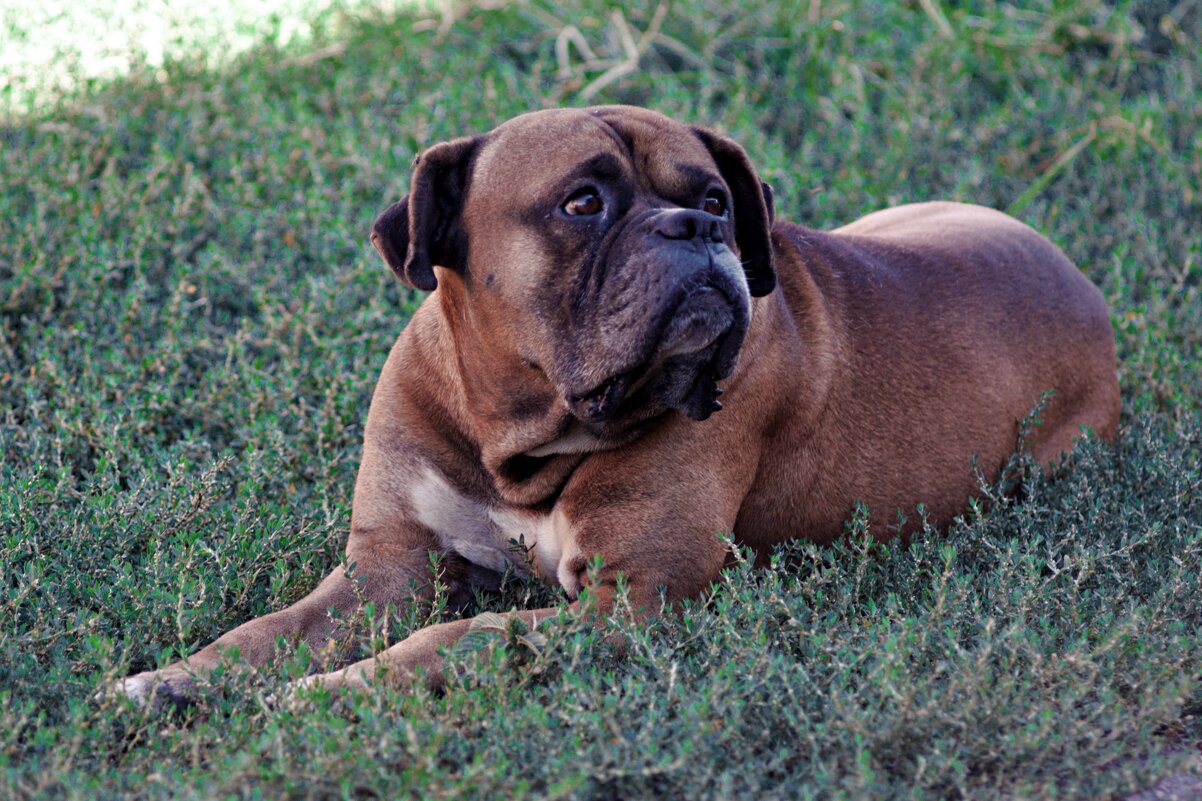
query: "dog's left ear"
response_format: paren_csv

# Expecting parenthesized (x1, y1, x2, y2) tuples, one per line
(693, 128, 777, 297)
(371, 135, 481, 292)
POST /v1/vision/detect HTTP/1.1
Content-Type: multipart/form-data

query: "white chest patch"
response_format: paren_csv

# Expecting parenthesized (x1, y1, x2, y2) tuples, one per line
(409, 466, 582, 596)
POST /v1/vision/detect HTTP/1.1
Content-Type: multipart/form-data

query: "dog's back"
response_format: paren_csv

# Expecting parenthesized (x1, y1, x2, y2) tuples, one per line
(830, 201, 1118, 458)
(735, 203, 1119, 545)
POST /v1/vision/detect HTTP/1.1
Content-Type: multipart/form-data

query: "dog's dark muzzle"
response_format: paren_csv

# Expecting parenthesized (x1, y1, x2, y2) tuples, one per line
(562, 208, 752, 428)
(657, 284, 735, 361)
(568, 277, 747, 425)
(568, 370, 635, 423)
(649, 292, 739, 422)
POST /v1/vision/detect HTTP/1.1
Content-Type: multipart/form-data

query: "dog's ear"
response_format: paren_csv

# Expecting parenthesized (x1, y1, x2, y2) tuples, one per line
(370, 196, 416, 284)
(693, 128, 777, 297)
(371, 135, 481, 292)
(760, 181, 776, 226)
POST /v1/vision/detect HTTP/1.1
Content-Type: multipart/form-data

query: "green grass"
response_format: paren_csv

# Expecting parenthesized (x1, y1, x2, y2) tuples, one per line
(1, 0, 1200, 798)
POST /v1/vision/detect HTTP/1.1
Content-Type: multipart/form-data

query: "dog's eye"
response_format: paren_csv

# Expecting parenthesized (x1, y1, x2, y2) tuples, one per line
(702, 191, 727, 217)
(563, 188, 604, 216)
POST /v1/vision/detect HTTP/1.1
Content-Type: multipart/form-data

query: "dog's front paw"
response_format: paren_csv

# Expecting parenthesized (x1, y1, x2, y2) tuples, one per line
(104, 670, 198, 710)
(108, 672, 156, 706)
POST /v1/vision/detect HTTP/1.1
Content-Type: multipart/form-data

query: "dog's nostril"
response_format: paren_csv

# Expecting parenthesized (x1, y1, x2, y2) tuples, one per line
(657, 217, 690, 240)
(655, 211, 718, 242)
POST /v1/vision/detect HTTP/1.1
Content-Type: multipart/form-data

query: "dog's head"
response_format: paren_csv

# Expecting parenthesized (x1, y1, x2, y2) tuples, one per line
(371, 106, 775, 449)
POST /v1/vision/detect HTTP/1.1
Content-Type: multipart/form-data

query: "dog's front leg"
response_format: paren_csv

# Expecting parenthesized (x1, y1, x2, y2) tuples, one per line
(287, 605, 572, 697)
(292, 415, 765, 697)
(287, 503, 734, 697)
(111, 528, 456, 708)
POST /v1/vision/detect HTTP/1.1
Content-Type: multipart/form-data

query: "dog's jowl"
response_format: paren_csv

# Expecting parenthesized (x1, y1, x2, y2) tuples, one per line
(113, 106, 1120, 705)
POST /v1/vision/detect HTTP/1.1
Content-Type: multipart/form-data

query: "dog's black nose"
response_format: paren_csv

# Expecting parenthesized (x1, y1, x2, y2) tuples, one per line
(652, 209, 723, 244)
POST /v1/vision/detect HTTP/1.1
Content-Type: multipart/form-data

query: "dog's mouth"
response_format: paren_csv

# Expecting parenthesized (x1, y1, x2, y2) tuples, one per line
(566, 280, 745, 428)
(568, 370, 636, 423)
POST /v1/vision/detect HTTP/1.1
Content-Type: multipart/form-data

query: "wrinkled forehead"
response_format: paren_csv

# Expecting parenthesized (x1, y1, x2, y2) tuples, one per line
(469, 108, 720, 201)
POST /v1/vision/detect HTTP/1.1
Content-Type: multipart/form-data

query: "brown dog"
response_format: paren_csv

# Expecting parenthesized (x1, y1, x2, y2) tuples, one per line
(114, 105, 1119, 704)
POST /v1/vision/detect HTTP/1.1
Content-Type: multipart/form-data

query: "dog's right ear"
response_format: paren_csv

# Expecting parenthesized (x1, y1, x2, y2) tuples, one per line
(371, 135, 481, 292)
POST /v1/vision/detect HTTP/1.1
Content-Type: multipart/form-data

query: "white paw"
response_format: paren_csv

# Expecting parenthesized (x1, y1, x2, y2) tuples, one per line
(99, 670, 197, 710)
(100, 672, 155, 706)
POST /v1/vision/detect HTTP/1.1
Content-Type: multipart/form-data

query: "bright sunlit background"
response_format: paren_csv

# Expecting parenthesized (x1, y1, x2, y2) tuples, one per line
(0, 0, 424, 115)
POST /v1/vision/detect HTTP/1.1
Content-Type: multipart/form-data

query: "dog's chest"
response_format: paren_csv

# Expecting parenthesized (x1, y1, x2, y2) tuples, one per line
(408, 466, 579, 593)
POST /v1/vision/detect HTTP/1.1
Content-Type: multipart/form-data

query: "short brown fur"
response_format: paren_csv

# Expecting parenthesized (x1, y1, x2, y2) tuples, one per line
(114, 107, 1119, 704)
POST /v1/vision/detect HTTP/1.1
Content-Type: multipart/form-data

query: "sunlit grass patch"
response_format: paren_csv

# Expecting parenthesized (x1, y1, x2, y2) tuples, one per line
(0, 0, 426, 117)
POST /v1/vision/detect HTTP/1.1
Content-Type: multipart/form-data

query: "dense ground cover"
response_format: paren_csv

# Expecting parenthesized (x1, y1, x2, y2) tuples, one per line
(1, 0, 1199, 798)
